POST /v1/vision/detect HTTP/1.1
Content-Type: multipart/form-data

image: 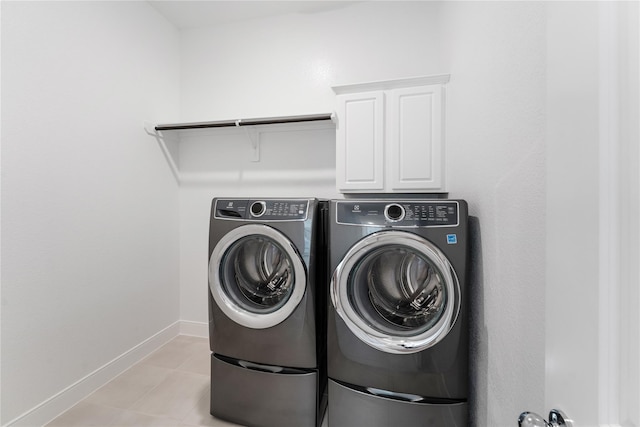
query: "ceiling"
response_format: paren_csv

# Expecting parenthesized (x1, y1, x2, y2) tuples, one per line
(148, 1, 360, 29)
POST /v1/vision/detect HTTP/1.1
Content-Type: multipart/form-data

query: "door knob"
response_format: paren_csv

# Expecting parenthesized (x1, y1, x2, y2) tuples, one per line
(518, 411, 548, 427)
(518, 409, 573, 427)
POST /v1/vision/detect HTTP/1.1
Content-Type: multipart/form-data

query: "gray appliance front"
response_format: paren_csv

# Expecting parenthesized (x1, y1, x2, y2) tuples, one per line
(211, 354, 320, 427)
(208, 198, 318, 369)
(327, 199, 469, 400)
(331, 229, 461, 355)
(209, 223, 307, 330)
(328, 379, 467, 427)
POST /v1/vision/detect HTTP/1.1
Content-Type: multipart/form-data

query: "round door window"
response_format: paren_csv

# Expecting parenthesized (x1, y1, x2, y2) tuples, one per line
(209, 224, 306, 329)
(331, 231, 460, 354)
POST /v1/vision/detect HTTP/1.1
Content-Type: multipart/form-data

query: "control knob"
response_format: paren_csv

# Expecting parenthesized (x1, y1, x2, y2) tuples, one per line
(250, 201, 266, 217)
(384, 203, 405, 222)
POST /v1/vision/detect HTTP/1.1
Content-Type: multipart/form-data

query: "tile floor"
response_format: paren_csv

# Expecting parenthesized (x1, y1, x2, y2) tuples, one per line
(46, 335, 240, 427)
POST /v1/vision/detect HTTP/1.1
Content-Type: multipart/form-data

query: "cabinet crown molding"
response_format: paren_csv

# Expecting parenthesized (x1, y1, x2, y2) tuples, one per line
(332, 74, 450, 95)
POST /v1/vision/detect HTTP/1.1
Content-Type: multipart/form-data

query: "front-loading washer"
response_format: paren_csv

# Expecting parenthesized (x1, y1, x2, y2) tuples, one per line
(208, 198, 327, 427)
(327, 198, 469, 426)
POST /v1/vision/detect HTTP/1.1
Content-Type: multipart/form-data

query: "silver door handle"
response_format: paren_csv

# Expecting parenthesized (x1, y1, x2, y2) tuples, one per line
(518, 409, 573, 427)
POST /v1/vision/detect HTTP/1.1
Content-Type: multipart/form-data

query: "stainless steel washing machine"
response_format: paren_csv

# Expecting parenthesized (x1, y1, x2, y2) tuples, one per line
(327, 198, 469, 426)
(208, 198, 327, 427)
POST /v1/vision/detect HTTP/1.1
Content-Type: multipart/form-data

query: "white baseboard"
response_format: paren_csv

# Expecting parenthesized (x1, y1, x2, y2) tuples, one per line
(179, 320, 208, 338)
(5, 321, 203, 427)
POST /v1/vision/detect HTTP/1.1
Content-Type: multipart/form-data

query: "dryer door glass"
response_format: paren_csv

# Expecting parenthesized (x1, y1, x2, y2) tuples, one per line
(332, 231, 460, 354)
(209, 224, 307, 329)
(222, 235, 293, 311)
(353, 245, 445, 334)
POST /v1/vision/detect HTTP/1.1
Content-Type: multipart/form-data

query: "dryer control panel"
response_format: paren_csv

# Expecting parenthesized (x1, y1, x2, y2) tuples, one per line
(215, 199, 309, 221)
(336, 200, 459, 227)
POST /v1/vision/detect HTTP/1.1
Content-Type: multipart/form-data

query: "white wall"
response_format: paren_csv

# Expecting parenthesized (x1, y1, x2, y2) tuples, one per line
(179, 1, 446, 122)
(441, 2, 547, 425)
(1, 2, 181, 425)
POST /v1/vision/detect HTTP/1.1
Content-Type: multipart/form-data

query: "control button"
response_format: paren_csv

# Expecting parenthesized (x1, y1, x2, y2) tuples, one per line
(250, 201, 266, 217)
(384, 203, 405, 222)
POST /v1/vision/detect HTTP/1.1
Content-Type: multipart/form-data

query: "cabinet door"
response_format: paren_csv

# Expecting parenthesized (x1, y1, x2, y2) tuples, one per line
(335, 92, 385, 192)
(387, 85, 444, 191)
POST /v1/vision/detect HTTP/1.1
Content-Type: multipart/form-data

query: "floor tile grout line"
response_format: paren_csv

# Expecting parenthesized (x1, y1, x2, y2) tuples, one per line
(86, 379, 185, 423)
(177, 385, 210, 425)
(117, 368, 209, 421)
(73, 400, 185, 426)
(83, 362, 175, 415)
(71, 362, 183, 424)
(112, 365, 180, 420)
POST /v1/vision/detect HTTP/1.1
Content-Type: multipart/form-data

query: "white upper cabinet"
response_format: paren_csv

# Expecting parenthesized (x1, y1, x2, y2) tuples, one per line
(335, 91, 385, 191)
(333, 75, 449, 193)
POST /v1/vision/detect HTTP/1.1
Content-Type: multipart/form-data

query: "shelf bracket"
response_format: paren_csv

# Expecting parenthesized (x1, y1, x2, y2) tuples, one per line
(143, 121, 181, 184)
(243, 127, 260, 162)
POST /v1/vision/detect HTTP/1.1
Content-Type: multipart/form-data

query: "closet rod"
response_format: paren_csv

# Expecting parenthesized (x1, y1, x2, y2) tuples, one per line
(155, 113, 333, 132)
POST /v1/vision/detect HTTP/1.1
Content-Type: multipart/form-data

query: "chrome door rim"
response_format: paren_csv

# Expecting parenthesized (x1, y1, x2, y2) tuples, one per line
(331, 231, 460, 354)
(209, 224, 306, 329)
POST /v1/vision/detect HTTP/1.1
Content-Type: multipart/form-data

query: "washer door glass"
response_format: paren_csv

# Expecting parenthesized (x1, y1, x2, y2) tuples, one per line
(209, 224, 306, 329)
(332, 231, 460, 354)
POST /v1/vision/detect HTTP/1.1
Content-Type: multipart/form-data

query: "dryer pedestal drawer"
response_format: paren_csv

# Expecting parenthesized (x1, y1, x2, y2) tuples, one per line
(328, 379, 468, 427)
(210, 354, 320, 427)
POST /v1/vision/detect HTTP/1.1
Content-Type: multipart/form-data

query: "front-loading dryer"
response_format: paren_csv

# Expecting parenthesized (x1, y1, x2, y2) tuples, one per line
(208, 198, 327, 427)
(327, 198, 469, 427)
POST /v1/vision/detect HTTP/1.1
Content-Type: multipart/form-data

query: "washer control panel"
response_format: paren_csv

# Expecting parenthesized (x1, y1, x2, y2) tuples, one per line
(336, 200, 459, 227)
(215, 199, 309, 221)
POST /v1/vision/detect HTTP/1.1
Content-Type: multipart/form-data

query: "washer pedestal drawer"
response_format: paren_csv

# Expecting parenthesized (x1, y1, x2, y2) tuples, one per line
(210, 354, 320, 427)
(328, 379, 468, 427)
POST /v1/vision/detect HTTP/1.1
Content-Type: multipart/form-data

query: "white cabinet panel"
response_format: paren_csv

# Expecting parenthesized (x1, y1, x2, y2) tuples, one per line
(388, 85, 443, 191)
(336, 92, 384, 191)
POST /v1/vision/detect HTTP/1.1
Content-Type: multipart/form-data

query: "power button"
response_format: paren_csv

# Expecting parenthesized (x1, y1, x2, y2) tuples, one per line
(250, 201, 266, 217)
(384, 203, 405, 222)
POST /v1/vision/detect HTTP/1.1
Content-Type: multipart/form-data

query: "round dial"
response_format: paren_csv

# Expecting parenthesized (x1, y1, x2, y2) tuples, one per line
(384, 203, 405, 222)
(250, 201, 266, 217)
